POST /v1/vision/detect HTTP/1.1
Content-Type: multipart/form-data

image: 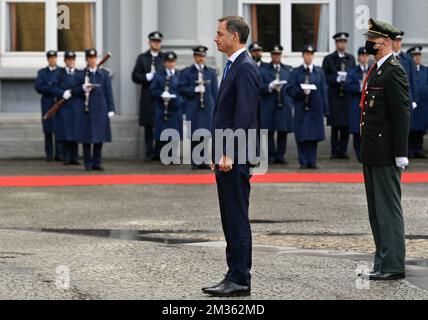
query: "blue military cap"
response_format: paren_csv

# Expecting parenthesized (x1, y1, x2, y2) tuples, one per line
(85, 48, 97, 58)
(64, 51, 76, 59)
(193, 46, 208, 56)
(302, 45, 316, 54)
(407, 46, 423, 55)
(46, 50, 57, 58)
(249, 42, 263, 52)
(395, 31, 405, 40)
(333, 32, 350, 41)
(358, 47, 368, 55)
(149, 31, 163, 41)
(164, 51, 177, 61)
(270, 44, 283, 54)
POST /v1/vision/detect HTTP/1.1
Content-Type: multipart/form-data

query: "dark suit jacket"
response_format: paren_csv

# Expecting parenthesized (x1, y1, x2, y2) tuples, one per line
(212, 51, 261, 165)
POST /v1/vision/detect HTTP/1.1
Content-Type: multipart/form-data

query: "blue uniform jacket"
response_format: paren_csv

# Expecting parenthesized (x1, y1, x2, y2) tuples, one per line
(34, 67, 61, 134)
(344, 65, 368, 135)
(52, 68, 84, 141)
(178, 65, 218, 136)
(73, 68, 115, 144)
(260, 63, 294, 133)
(287, 65, 329, 143)
(412, 65, 428, 132)
(150, 70, 184, 140)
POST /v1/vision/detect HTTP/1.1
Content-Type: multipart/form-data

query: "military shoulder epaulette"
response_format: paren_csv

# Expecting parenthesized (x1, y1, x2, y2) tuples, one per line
(390, 59, 399, 66)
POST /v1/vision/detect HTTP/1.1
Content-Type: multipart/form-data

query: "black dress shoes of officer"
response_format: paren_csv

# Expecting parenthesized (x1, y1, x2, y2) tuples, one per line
(203, 280, 251, 297)
(358, 269, 378, 277)
(362, 272, 405, 281)
(92, 166, 105, 171)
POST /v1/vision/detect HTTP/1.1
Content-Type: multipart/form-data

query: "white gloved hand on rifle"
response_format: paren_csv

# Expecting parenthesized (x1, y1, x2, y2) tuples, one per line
(108, 112, 115, 118)
(82, 84, 93, 93)
(195, 85, 206, 93)
(62, 90, 72, 100)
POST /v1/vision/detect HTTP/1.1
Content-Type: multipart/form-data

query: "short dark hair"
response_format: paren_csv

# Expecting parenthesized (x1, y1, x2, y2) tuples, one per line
(218, 16, 250, 44)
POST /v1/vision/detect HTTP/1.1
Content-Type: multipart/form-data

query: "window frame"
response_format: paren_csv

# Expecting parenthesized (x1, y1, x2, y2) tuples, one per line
(0, 0, 103, 66)
(238, 0, 336, 64)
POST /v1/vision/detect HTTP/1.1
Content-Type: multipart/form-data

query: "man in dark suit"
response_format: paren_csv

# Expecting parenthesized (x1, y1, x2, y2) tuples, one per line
(360, 19, 410, 281)
(132, 32, 165, 161)
(203, 16, 260, 297)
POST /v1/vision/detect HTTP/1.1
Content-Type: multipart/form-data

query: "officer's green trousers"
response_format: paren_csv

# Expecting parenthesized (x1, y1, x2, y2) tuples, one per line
(363, 165, 406, 273)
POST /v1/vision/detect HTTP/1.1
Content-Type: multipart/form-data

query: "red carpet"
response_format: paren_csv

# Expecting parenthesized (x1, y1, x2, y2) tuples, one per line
(0, 173, 427, 187)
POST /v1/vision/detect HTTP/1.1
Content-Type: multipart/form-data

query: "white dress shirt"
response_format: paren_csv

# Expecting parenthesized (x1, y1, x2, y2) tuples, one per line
(228, 47, 247, 64)
(377, 53, 393, 69)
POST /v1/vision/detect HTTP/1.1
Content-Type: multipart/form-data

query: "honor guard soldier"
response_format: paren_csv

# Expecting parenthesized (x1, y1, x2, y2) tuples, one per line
(179, 46, 219, 170)
(52, 51, 81, 166)
(392, 31, 419, 159)
(132, 31, 165, 161)
(344, 47, 371, 162)
(360, 19, 410, 281)
(150, 52, 184, 156)
(249, 42, 265, 68)
(75, 49, 116, 171)
(322, 32, 356, 159)
(260, 44, 294, 164)
(407, 46, 428, 158)
(35, 50, 63, 162)
(287, 45, 329, 169)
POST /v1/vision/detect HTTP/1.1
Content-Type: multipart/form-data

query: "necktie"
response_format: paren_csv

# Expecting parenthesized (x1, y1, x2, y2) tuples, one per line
(223, 60, 232, 81)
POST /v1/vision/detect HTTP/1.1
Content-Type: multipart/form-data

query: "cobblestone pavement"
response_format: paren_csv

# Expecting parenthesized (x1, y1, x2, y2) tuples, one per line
(0, 159, 427, 300)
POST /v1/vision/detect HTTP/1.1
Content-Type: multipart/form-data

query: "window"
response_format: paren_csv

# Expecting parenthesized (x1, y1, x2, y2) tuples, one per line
(57, 2, 96, 52)
(239, 0, 336, 58)
(291, 3, 329, 52)
(243, 3, 280, 51)
(7, 2, 46, 51)
(1, 0, 102, 56)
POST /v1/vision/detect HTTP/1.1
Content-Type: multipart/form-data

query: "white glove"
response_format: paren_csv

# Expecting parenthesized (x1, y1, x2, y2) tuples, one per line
(337, 71, 347, 83)
(161, 91, 170, 99)
(269, 81, 278, 92)
(82, 84, 92, 93)
(396, 157, 409, 170)
(146, 73, 155, 82)
(62, 90, 72, 100)
(108, 112, 115, 118)
(195, 85, 206, 93)
(412, 102, 418, 110)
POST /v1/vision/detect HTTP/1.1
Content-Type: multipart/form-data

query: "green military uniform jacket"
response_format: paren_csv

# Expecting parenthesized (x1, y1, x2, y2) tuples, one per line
(361, 54, 410, 166)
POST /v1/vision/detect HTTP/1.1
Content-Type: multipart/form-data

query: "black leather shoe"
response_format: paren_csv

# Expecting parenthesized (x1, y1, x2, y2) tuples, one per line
(92, 166, 105, 171)
(368, 272, 405, 281)
(358, 270, 378, 277)
(204, 280, 251, 297)
(70, 161, 81, 166)
(307, 164, 319, 170)
(300, 165, 308, 170)
(202, 276, 229, 293)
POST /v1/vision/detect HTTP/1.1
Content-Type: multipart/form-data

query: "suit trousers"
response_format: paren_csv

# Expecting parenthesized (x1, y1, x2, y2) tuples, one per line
(363, 165, 406, 273)
(215, 164, 252, 286)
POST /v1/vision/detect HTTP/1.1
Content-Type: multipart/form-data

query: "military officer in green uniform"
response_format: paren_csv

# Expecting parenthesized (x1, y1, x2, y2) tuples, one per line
(360, 19, 410, 281)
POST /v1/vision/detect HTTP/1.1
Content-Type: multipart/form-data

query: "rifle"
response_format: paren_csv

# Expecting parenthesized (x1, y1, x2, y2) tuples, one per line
(43, 52, 112, 120)
(195, 68, 211, 110)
